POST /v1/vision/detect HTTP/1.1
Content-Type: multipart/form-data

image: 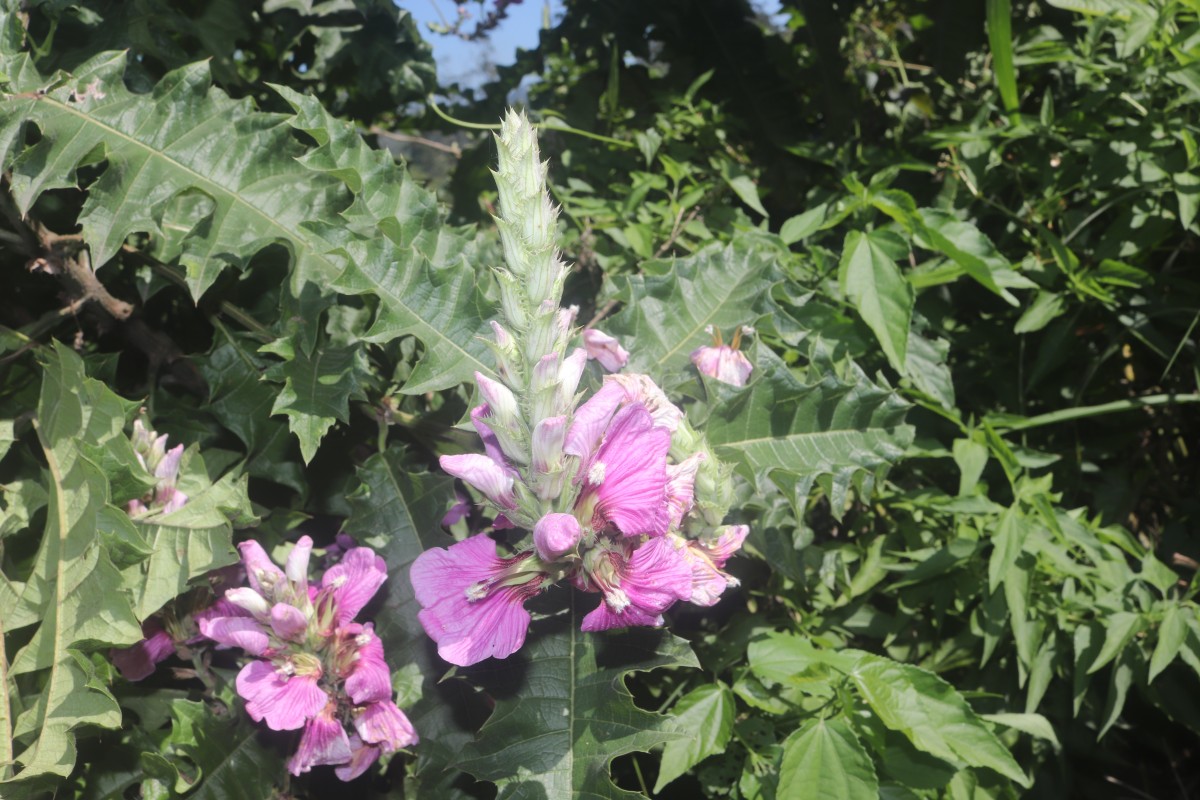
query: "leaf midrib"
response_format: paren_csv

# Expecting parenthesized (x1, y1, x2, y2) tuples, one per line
(39, 94, 339, 276)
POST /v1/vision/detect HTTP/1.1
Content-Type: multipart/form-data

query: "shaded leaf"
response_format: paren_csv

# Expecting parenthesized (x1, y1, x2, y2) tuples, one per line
(654, 682, 736, 791)
(778, 718, 879, 800)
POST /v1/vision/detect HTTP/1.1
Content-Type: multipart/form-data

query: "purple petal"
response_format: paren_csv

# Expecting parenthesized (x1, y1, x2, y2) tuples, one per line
(354, 700, 419, 752)
(287, 704, 352, 776)
(235, 660, 328, 731)
(582, 328, 629, 372)
(322, 547, 388, 625)
(586, 403, 671, 537)
(238, 540, 285, 595)
(111, 626, 175, 681)
(691, 345, 752, 387)
(440, 453, 517, 509)
(198, 616, 271, 656)
(225, 587, 270, 617)
(270, 603, 309, 640)
(470, 404, 509, 467)
(563, 381, 624, 463)
(286, 536, 313, 589)
(334, 735, 381, 782)
(155, 444, 184, 482)
(607, 373, 684, 431)
(344, 624, 392, 705)
(665, 453, 706, 530)
(582, 537, 691, 631)
(410, 535, 537, 666)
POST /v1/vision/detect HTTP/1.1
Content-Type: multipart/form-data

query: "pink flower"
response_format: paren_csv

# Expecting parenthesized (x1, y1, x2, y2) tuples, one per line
(578, 537, 693, 631)
(238, 540, 286, 596)
(354, 700, 419, 753)
(582, 328, 629, 372)
(679, 525, 748, 606)
(197, 614, 271, 656)
(110, 621, 176, 681)
(690, 345, 753, 387)
(410, 535, 546, 666)
(533, 513, 583, 562)
(564, 375, 683, 463)
(235, 658, 328, 731)
(575, 403, 671, 538)
(442, 490, 471, 528)
(288, 701, 352, 776)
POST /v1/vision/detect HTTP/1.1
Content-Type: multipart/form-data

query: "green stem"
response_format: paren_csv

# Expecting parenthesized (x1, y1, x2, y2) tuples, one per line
(426, 95, 635, 149)
(996, 393, 1200, 432)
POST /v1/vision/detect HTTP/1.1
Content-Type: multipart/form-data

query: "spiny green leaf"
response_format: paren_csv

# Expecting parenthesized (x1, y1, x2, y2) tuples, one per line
(457, 595, 699, 799)
(778, 718, 879, 800)
(1, 343, 143, 790)
(0, 50, 348, 298)
(606, 235, 794, 376)
(266, 342, 366, 463)
(704, 343, 913, 516)
(274, 86, 498, 393)
(654, 682, 736, 792)
(850, 654, 1028, 786)
(838, 230, 914, 372)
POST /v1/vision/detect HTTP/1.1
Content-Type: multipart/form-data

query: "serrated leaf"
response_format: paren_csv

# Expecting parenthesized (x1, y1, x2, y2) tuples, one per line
(164, 695, 285, 800)
(606, 235, 793, 376)
(778, 718, 879, 800)
(274, 87, 497, 393)
(704, 343, 913, 516)
(654, 682, 736, 792)
(1, 343, 143, 790)
(457, 597, 699, 799)
(839, 230, 913, 372)
(850, 655, 1028, 786)
(0, 51, 348, 298)
(266, 342, 364, 463)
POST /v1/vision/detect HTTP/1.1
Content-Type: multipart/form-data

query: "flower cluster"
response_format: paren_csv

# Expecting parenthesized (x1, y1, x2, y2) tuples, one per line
(410, 111, 747, 667)
(199, 537, 416, 780)
(126, 418, 188, 515)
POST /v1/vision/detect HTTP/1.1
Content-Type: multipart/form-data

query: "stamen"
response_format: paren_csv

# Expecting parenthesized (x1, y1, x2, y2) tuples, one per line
(605, 588, 631, 614)
(465, 581, 490, 602)
(588, 460, 606, 485)
(330, 575, 348, 588)
(355, 632, 372, 647)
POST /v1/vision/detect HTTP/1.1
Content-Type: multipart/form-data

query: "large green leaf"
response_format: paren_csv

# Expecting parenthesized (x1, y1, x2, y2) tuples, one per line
(1, 343, 143, 793)
(606, 235, 794, 377)
(850, 655, 1028, 786)
(778, 718, 879, 800)
(0, 43, 347, 298)
(457, 597, 699, 799)
(654, 682, 736, 792)
(265, 341, 366, 464)
(703, 343, 913, 515)
(276, 87, 497, 394)
(838, 231, 914, 372)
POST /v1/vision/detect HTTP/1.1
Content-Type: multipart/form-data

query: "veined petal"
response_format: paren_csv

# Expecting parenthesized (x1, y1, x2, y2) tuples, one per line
(440, 453, 517, 509)
(270, 603, 309, 641)
(322, 547, 388, 625)
(582, 328, 629, 372)
(287, 703, 352, 776)
(563, 381, 624, 463)
(581, 537, 692, 631)
(665, 452, 706, 530)
(198, 615, 271, 656)
(354, 700, 419, 752)
(334, 735, 381, 782)
(236, 660, 328, 731)
(111, 624, 175, 681)
(344, 624, 392, 705)
(585, 403, 670, 537)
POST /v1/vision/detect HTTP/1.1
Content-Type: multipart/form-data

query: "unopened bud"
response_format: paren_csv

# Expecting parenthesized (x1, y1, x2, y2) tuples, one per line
(533, 512, 583, 562)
